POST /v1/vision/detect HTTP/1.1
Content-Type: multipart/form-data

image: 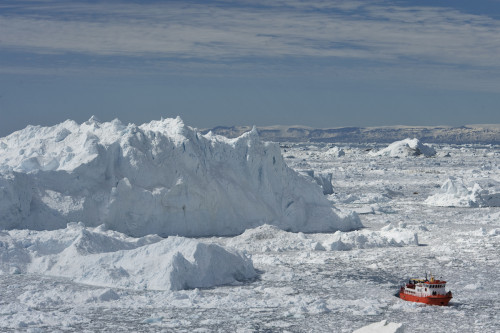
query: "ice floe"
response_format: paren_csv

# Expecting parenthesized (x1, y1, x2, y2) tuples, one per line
(353, 319, 404, 333)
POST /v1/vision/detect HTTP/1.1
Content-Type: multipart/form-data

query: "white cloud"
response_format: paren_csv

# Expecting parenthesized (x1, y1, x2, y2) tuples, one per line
(1, 0, 499, 81)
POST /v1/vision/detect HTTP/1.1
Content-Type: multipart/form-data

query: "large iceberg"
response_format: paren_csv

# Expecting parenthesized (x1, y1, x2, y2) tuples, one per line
(0, 117, 360, 237)
(370, 138, 436, 157)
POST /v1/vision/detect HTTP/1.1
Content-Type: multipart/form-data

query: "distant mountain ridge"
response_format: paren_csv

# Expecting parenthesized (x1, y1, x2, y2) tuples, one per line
(201, 124, 500, 144)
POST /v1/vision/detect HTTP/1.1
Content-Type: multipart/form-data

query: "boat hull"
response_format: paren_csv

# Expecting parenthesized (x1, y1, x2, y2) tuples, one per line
(399, 290, 452, 306)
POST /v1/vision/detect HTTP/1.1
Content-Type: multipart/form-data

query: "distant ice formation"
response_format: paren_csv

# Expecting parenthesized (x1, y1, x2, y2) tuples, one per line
(425, 177, 500, 207)
(1, 223, 256, 291)
(325, 146, 345, 157)
(370, 138, 436, 157)
(0, 117, 360, 236)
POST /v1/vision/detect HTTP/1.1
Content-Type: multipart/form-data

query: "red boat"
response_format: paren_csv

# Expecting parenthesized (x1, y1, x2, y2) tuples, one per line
(399, 274, 452, 306)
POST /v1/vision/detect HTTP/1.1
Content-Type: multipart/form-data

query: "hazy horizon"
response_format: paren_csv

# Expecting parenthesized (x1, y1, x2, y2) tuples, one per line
(1, 0, 500, 137)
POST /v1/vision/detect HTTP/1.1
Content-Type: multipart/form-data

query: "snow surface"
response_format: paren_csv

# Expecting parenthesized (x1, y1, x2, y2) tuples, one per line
(0, 117, 360, 236)
(1, 135, 499, 332)
(369, 138, 436, 157)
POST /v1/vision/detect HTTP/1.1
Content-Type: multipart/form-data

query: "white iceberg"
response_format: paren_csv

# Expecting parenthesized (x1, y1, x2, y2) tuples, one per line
(0, 117, 361, 237)
(424, 177, 500, 207)
(353, 320, 404, 333)
(325, 146, 345, 157)
(370, 138, 436, 157)
(1, 224, 256, 291)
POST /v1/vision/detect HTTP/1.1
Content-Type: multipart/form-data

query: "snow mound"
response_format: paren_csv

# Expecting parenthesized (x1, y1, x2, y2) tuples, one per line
(1, 224, 256, 290)
(425, 177, 500, 207)
(370, 138, 436, 157)
(0, 117, 361, 237)
(353, 320, 404, 333)
(225, 224, 418, 253)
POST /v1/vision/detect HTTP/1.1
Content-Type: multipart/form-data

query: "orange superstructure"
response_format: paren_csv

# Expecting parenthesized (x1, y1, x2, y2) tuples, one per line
(399, 274, 452, 306)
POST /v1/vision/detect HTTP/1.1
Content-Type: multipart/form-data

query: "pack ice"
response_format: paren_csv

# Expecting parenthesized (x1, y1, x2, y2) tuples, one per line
(369, 138, 436, 157)
(0, 116, 360, 237)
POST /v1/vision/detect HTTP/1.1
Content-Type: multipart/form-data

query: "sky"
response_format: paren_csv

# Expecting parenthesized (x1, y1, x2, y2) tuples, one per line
(1, 0, 500, 136)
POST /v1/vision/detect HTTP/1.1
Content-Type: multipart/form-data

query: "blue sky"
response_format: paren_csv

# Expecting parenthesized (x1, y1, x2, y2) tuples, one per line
(1, 0, 500, 136)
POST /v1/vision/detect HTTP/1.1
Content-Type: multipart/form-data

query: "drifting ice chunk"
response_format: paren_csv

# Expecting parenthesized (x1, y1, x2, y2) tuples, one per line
(425, 177, 500, 207)
(0, 117, 360, 237)
(353, 320, 404, 333)
(325, 146, 345, 157)
(370, 138, 436, 157)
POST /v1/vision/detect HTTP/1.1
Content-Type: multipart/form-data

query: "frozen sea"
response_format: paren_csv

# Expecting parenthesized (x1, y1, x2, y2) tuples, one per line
(1, 142, 499, 332)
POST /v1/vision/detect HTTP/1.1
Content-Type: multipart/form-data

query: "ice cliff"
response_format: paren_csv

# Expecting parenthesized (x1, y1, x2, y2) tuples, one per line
(0, 117, 360, 236)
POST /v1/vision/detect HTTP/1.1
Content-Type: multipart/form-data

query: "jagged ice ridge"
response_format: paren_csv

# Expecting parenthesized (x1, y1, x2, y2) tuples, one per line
(0, 116, 360, 237)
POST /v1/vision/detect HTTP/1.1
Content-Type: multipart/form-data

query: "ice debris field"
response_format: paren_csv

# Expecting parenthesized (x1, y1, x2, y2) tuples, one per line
(1, 117, 499, 332)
